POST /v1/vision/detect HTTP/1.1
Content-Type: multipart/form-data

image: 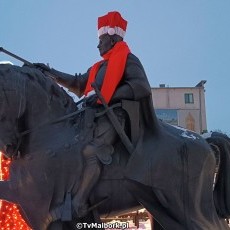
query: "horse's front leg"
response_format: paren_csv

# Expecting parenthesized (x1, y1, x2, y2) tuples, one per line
(0, 180, 18, 203)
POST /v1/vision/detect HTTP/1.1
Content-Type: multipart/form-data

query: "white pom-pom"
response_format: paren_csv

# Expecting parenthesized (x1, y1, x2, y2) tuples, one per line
(108, 27, 115, 35)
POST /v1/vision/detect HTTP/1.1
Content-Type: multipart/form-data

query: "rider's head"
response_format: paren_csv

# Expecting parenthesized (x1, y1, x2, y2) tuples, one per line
(97, 11, 127, 56)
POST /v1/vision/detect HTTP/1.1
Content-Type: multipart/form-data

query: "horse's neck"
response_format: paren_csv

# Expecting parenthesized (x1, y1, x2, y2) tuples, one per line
(26, 121, 75, 154)
(25, 75, 76, 126)
(23, 83, 77, 154)
(23, 103, 77, 154)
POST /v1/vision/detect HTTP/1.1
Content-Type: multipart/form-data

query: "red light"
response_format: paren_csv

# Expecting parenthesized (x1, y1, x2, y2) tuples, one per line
(0, 152, 31, 229)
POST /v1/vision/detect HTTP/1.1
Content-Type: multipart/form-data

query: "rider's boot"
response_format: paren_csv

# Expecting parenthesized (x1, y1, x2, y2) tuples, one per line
(72, 144, 101, 218)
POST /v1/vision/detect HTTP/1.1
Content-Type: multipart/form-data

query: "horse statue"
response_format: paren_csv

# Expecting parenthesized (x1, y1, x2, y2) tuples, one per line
(0, 64, 229, 230)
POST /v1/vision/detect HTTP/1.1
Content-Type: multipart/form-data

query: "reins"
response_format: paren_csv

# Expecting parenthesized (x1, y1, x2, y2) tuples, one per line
(19, 107, 87, 137)
(19, 103, 122, 137)
(12, 107, 87, 160)
(14, 88, 121, 160)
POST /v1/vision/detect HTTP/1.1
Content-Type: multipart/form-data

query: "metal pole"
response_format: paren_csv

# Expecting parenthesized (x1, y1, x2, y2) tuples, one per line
(0, 47, 33, 66)
(0, 47, 57, 80)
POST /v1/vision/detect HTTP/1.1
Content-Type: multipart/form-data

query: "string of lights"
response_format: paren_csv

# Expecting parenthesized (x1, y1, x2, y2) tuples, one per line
(0, 151, 31, 230)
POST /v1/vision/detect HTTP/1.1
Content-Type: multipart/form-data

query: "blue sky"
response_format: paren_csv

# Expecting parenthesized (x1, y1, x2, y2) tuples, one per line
(1, 1, 230, 134)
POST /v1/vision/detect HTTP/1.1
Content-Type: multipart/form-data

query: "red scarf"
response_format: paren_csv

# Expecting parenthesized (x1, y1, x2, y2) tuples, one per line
(84, 41, 130, 104)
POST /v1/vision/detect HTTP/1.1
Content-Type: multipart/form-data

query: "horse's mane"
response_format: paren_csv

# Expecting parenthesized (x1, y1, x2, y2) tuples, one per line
(0, 64, 77, 115)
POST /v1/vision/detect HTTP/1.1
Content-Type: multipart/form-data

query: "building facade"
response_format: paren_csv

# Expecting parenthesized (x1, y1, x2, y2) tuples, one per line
(151, 81, 207, 134)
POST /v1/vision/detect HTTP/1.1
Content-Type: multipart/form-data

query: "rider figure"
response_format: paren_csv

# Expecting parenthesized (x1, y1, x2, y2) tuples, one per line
(35, 11, 153, 217)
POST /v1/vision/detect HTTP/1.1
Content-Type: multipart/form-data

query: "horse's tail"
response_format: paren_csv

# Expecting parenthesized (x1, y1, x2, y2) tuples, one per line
(204, 132, 230, 218)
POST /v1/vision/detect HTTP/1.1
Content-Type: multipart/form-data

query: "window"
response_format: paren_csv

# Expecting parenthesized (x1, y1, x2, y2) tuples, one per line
(184, 93, 194, 104)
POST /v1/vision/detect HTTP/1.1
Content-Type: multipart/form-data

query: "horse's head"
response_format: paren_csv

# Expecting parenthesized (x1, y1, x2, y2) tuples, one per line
(0, 64, 77, 157)
(0, 113, 20, 158)
(0, 64, 27, 158)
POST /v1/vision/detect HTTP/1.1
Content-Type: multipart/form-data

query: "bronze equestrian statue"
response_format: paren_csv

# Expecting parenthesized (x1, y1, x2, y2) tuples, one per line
(34, 11, 156, 219)
(0, 11, 229, 230)
(0, 60, 230, 230)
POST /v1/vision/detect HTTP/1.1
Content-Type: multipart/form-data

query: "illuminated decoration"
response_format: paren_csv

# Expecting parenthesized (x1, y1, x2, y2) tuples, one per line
(0, 151, 31, 230)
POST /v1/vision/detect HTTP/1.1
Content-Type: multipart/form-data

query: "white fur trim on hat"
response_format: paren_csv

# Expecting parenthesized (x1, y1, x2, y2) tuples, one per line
(98, 26, 126, 38)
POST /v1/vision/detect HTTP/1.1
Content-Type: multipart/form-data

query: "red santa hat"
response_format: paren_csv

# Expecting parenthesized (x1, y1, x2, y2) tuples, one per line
(97, 11, 128, 38)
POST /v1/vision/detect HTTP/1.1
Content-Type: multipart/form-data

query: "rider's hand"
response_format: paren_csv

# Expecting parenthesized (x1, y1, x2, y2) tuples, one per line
(85, 94, 98, 107)
(33, 63, 51, 73)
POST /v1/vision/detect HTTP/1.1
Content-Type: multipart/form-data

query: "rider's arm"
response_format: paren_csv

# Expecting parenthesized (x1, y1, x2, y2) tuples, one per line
(110, 84, 134, 103)
(49, 68, 89, 97)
